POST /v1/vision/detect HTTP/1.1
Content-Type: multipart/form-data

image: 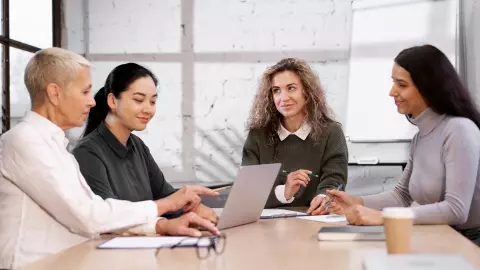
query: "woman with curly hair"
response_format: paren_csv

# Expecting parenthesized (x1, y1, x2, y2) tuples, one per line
(242, 58, 348, 213)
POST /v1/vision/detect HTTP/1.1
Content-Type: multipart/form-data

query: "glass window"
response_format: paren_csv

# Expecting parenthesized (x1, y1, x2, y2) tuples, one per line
(10, 47, 33, 127)
(10, 0, 52, 48)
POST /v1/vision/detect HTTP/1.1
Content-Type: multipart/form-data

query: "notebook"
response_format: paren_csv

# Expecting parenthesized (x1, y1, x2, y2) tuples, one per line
(317, 226, 385, 241)
(363, 254, 476, 270)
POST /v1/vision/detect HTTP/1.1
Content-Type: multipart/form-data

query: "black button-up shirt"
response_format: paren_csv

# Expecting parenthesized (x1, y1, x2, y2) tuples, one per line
(73, 122, 176, 203)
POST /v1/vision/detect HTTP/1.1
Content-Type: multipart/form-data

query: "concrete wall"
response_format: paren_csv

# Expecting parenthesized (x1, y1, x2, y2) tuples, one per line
(61, 0, 477, 191)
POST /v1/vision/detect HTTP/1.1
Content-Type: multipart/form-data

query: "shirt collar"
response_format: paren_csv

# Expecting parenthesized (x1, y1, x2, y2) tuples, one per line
(277, 121, 312, 141)
(408, 107, 446, 136)
(98, 122, 134, 158)
(23, 111, 69, 147)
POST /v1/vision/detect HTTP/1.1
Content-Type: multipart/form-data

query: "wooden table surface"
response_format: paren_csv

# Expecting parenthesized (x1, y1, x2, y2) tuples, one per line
(20, 218, 480, 270)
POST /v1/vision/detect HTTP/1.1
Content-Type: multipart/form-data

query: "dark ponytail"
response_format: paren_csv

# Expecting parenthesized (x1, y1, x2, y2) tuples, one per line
(83, 87, 109, 136)
(82, 62, 158, 137)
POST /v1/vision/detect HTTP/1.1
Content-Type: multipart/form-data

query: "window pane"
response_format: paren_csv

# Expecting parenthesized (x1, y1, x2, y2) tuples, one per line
(10, 47, 33, 127)
(10, 0, 52, 48)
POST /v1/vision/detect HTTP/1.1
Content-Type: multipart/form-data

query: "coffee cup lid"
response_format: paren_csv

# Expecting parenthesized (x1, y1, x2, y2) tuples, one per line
(382, 207, 414, 219)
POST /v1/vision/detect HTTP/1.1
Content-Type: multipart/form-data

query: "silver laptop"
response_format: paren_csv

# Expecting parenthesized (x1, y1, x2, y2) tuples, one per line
(214, 163, 281, 230)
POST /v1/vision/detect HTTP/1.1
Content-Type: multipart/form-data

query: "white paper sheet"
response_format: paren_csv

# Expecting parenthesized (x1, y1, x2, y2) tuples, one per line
(296, 214, 347, 223)
(97, 236, 209, 249)
(260, 209, 307, 218)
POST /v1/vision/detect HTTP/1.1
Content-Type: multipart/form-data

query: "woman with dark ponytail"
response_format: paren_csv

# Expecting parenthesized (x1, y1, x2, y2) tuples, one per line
(73, 63, 218, 225)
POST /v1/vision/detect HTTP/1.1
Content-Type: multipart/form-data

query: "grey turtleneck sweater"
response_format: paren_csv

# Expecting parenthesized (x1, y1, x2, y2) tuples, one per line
(362, 108, 480, 230)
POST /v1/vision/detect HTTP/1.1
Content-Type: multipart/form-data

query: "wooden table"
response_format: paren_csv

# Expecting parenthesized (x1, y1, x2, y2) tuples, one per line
(20, 218, 480, 270)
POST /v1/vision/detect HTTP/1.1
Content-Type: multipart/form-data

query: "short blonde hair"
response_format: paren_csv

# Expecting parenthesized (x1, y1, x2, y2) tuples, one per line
(24, 47, 90, 106)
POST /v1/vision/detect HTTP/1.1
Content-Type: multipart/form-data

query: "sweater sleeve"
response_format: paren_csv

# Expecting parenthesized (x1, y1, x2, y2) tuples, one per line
(314, 123, 349, 196)
(410, 119, 480, 225)
(362, 135, 416, 209)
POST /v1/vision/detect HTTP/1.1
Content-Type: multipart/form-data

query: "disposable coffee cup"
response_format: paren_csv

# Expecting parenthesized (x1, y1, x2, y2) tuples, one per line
(382, 207, 414, 254)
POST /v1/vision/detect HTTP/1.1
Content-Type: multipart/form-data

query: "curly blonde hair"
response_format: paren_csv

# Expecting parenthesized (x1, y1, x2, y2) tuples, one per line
(247, 58, 335, 146)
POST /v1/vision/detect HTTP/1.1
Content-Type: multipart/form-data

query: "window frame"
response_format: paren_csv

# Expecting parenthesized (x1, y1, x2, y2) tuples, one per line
(0, 0, 61, 132)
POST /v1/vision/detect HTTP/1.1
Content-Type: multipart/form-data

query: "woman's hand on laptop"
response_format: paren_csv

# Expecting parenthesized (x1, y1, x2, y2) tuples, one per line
(156, 186, 219, 215)
(191, 204, 219, 225)
(284, 169, 311, 200)
(155, 212, 220, 237)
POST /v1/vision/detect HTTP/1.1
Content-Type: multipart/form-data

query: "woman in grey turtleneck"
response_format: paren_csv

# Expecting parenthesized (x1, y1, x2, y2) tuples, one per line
(319, 45, 480, 246)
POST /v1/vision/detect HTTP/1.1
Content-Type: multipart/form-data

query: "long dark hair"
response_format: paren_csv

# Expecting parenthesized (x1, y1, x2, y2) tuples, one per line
(83, 63, 158, 137)
(395, 44, 480, 129)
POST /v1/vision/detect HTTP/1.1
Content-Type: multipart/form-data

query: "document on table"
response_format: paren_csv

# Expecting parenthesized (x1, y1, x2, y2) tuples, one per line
(260, 209, 309, 219)
(259, 209, 346, 223)
(97, 236, 208, 249)
(296, 214, 348, 223)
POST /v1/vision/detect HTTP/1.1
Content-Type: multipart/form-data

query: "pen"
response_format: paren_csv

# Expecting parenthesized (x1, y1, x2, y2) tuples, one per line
(282, 170, 318, 177)
(272, 213, 310, 218)
(261, 213, 310, 219)
(323, 183, 344, 210)
(212, 186, 232, 192)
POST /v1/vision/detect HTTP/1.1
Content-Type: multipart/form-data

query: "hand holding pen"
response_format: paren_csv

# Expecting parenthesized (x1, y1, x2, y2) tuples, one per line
(323, 184, 343, 210)
(317, 185, 364, 216)
(307, 183, 343, 215)
(283, 169, 317, 201)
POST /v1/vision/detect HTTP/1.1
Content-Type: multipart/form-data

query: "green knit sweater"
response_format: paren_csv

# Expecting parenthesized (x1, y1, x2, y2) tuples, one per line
(241, 122, 348, 208)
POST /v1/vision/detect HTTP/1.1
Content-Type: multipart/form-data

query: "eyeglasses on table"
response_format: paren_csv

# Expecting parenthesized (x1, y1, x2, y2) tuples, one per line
(168, 233, 227, 259)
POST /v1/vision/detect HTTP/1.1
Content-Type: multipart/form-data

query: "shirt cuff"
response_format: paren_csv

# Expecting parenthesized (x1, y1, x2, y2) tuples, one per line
(275, 185, 295, 204)
(121, 217, 165, 236)
(140, 201, 162, 234)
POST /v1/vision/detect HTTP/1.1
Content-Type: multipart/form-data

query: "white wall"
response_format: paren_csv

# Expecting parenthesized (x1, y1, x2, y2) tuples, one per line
(63, 0, 358, 184)
(62, 0, 477, 188)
